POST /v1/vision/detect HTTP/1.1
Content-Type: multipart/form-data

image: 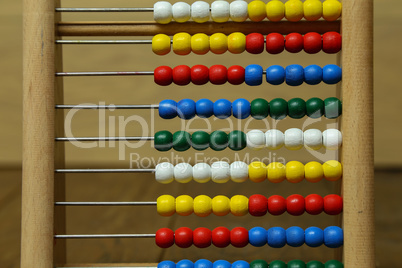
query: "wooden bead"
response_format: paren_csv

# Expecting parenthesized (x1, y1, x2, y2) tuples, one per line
(177, 99, 196, 119)
(228, 130, 247, 151)
(248, 1, 267, 22)
(154, 2, 173, 24)
(266, 33, 285, 54)
(172, 2, 191, 23)
(305, 194, 324, 215)
(304, 32, 322, 54)
(288, 98, 306, 119)
(196, 98, 214, 118)
(191, 1, 210, 23)
(303, 129, 323, 150)
(249, 227, 267, 246)
(304, 65, 323, 85)
(250, 260, 268, 268)
(323, 160, 342, 181)
(284, 128, 303, 150)
(154, 130, 173, 151)
(174, 162, 193, 183)
(306, 261, 324, 268)
(268, 195, 287, 215)
(214, 260, 231, 268)
(269, 98, 288, 120)
(322, 32, 342, 53)
(248, 194, 268, 216)
(303, 0, 323, 21)
(213, 99, 231, 119)
(324, 97, 342, 119)
(249, 161, 267, 183)
(211, 1, 230, 23)
(304, 161, 324, 182)
(324, 194, 343, 215)
(288, 260, 307, 268)
(286, 226, 305, 247)
(286, 161, 305, 183)
(212, 195, 230, 216)
(212, 227, 231, 248)
(176, 195, 194, 216)
(230, 227, 249, 247)
(192, 163, 211, 183)
(152, 34, 171, 55)
(230, 195, 249, 216)
(285, 64, 304, 86)
(265, 130, 285, 150)
(246, 130, 265, 150)
(246, 33, 265, 54)
(269, 260, 287, 268)
(172, 65, 191, 86)
(155, 228, 174, 248)
(177, 260, 193, 268)
(267, 227, 286, 248)
(172, 131, 191, 152)
(157, 195, 176, 216)
(230, 161, 249, 183)
(232, 261, 249, 268)
(306, 97, 324, 118)
(210, 33, 228, 54)
(324, 260, 343, 268)
(322, 64, 342, 84)
(324, 226, 343, 248)
(286, 194, 305, 216)
(228, 32, 246, 54)
(193, 195, 212, 217)
(323, 0, 342, 21)
(227, 65, 245, 85)
(158, 260, 176, 268)
(191, 131, 210, 151)
(230, 1, 248, 22)
(155, 162, 175, 184)
(154, 66, 173, 86)
(173, 33, 191, 55)
(285, 0, 304, 22)
(305, 227, 324, 247)
(193, 227, 212, 248)
(266, 0, 285, 22)
(267, 162, 286, 183)
(251, 98, 269, 119)
(285, 33, 304, 53)
(245, 64, 263, 86)
(210, 130, 229, 151)
(175, 227, 193, 248)
(322, 129, 342, 150)
(209, 65, 228, 85)
(191, 34, 210, 55)
(233, 98, 251, 119)
(211, 161, 230, 183)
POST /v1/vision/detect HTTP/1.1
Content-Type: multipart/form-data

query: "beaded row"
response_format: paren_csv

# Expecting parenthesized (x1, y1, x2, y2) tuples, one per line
(155, 160, 342, 184)
(153, 32, 341, 55)
(155, 226, 343, 249)
(157, 194, 343, 217)
(154, 0, 342, 24)
(159, 98, 342, 120)
(154, 129, 342, 152)
(158, 259, 343, 268)
(154, 64, 342, 86)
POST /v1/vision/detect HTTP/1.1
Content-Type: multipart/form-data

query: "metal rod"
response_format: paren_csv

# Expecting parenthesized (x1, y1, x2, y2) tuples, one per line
(55, 201, 156, 206)
(56, 7, 154, 12)
(55, 234, 155, 239)
(56, 40, 154, 44)
(55, 168, 155, 173)
(55, 104, 159, 109)
(55, 137, 154, 142)
(55, 71, 154, 77)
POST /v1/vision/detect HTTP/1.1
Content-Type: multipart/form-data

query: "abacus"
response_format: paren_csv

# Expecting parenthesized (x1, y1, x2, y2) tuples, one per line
(21, 0, 374, 267)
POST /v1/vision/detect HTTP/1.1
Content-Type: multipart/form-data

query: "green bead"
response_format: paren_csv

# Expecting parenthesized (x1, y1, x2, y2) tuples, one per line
(269, 260, 287, 268)
(325, 260, 343, 268)
(250, 260, 268, 268)
(172, 131, 191, 152)
(306, 261, 324, 268)
(306, 97, 325, 118)
(288, 98, 306, 119)
(269, 98, 288, 120)
(228, 130, 246, 151)
(324, 97, 342, 119)
(154, 130, 173, 151)
(288, 260, 306, 268)
(209, 131, 228, 151)
(251, 98, 269, 119)
(191, 131, 210, 150)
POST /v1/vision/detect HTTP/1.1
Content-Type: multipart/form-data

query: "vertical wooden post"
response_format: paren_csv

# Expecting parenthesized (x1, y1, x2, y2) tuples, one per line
(21, 0, 55, 267)
(341, 0, 375, 267)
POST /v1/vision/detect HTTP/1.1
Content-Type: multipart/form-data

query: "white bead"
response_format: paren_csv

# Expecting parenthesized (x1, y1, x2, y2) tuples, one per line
(285, 128, 304, 150)
(230, 161, 249, 183)
(247, 130, 266, 150)
(193, 163, 211, 183)
(154, 1, 173, 24)
(230, 0, 248, 22)
(172, 2, 191, 23)
(174, 163, 193, 183)
(265, 129, 285, 150)
(323, 129, 343, 150)
(191, 1, 210, 23)
(211, 1, 230, 23)
(155, 162, 174, 184)
(304, 129, 323, 150)
(211, 161, 230, 183)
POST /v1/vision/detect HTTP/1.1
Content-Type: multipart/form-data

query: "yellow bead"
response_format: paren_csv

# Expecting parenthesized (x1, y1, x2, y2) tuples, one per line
(248, 162, 267, 183)
(285, 0, 304, 22)
(267, 162, 286, 183)
(210, 33, 228, 54)
(194, 195, 212, 217)
(266, 0, 285, 22)
(305, 161, 324, 183)
(323, 0, 342, 21)
(191, 33, 210, 55)
(212, 195, 230, 216)
(157, 195, 175, 216)
(227, 32, 246, 54)
(323, 160, 342, 181)
(230, 195, 249, 216)
(172, 32, 191, 55)
(248, 1, 267, 22)
(303, 0, 322, 21)
(152, 34, 171, 55)
(176, 195, 193, 216)
(286, 161, 305, 183)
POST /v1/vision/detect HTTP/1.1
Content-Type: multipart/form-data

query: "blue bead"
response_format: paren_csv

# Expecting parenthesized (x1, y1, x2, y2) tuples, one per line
(304, 65, 323, 85)
(305, 227, 324, 247)
(285, 64, 304, 86)
(196, 99, 214, 118)
(245, 64, 264, 86)
(159, 100, 177, 119)
(158, 261, 176, 268)
(194, 259, 213, 268)
(232, 99, 251, 119)
(324, 226, 344, 248)
(232, 260, 250, 268)
(249, 227, 267, 247)
(266, 65, 285, 85)
(267, 227, 286, 248)
(286, 226, 305, 247)
(177, 99, 196, 119)
(177, 260, 194, 268)
(213, 260, 231, 268)
(214, 99, 232, 119)
(322, 64, 342, 84)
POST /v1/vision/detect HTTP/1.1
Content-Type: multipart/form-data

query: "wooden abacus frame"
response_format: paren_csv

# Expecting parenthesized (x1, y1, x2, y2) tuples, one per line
(21, 0, 374, 267)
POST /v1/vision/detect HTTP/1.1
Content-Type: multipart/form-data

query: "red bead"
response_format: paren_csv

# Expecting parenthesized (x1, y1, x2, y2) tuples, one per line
(305, 194, 324, 215)
(154, 66, 173, 86)
(209, 65, 227, 85)
(304, 32, 322, 54)
(248, 194, 268, 216)
(322, 32, 342, 54)
(324, 194, 343, 215)
(191, 65, 209, 85)
(266, 33, 285, 54)
(286, 194, 305, 216)
(267, 195, 287, 216)
(172, 65, 191, 86)
(155, 228, 174, 248)
(175, 227, 193, 248)
(246, 33, 265, 54)
(227, 65, 245, 85)
(193, 227, 212, 248)
(212, 227, 231, 248)
(285, 33, 304, 53)
(230, 227, 249, 248)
